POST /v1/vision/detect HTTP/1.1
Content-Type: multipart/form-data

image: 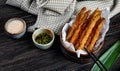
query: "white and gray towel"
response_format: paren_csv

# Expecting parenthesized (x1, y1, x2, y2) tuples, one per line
(6, 0, 120, 35)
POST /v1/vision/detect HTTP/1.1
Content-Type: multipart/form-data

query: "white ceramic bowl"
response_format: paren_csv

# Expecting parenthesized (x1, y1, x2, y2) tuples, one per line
(4, 18, 26, 39)
(32, 28, 55, 50)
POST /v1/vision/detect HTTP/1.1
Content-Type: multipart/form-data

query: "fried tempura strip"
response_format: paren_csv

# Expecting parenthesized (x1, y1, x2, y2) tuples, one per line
(85, 30, 94, 47)
(85, 17, 100, 48)
(75, 9, 101, 49)
(78, 10, 91, 28)
(66, 7, 86, 41)
(75, 22, 89, 49)
(89, 8, 101, 21)
(69, 28, 80, 45)
(66, 23, 75, 41)
(88, 18, 105, 52)
(77, 13, 101, 50)
(75, 28, 86, 49)
(69, 10, 91, 45)
(76, 7, 87, 27)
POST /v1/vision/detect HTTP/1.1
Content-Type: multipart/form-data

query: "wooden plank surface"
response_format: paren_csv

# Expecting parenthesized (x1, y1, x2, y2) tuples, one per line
(0, 0, 120, 71)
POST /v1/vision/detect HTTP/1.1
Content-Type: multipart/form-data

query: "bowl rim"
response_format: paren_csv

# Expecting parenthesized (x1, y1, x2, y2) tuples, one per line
(32, 28, 55, 46)
(4, 18, 26, 35)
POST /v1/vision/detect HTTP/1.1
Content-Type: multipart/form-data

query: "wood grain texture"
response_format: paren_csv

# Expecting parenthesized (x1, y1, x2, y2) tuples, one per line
(0, 0, 120, 71)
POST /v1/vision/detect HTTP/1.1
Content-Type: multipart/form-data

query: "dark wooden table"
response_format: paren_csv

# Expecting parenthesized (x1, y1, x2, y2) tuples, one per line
(0, 1, 120, 71)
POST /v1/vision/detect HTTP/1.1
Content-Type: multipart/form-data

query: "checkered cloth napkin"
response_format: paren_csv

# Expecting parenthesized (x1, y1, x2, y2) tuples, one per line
(6, 0, 76, 35)
(6, 0, 120, 35)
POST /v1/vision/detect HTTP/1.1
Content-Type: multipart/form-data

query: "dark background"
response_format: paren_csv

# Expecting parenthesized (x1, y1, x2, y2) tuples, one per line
(0, 0, 120, 71)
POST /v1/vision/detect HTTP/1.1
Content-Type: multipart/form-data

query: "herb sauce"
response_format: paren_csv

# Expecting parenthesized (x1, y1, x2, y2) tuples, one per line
(35, 33, 52, 44)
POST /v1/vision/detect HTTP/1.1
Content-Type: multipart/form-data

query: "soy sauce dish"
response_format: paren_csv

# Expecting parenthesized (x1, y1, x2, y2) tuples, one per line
(32, 28, 55, 50)
(4, 18, 26, 39)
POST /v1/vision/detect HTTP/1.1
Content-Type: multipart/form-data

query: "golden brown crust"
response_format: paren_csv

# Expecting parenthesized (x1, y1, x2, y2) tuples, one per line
(77, 13, 101, 50)
(66, 7, 105, 52)
(66, 7, 86, 41)
(88, 18, 105, 52)
(69, 10, 91, 46)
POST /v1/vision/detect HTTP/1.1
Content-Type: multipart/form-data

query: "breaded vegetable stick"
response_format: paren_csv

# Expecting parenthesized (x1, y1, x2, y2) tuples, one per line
(88, 18, 105, 52)
(75, 9, 101, 49)
(75, 21, 89, 49)
(85, 18, 99, 47)
(70, 28, 80, 45)
(76, 7, 87, 26)
(66, 24, 75, 41)
(66, 25, 76, 41)
(70, 10, 91, 45)
(74, 19, 89, 49)
(85, 30, 94, 47)
(75, 29, 86, 49)
(77, 13, 101, 50)
(89, 8, 101, 20)
(66, 7, 86, 41)
(78, 10, 91, 28)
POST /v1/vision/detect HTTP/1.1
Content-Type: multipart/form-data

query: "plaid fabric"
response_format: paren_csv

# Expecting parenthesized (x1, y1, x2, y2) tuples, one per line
(6, 0, 120, 35)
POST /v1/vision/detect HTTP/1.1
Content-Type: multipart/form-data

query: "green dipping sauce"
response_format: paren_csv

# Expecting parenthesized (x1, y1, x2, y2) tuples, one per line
(35, 33, 52, 44)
